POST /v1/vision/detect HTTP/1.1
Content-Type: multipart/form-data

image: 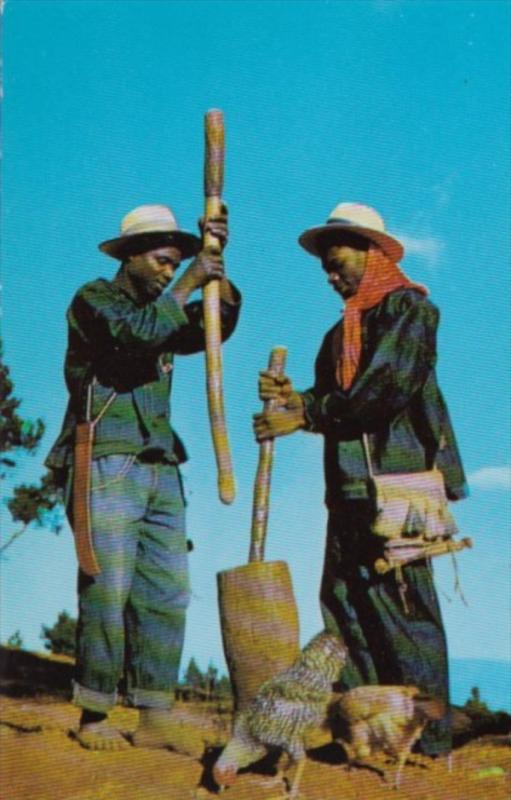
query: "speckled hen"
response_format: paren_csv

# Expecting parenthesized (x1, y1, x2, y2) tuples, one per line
(213, 631, 347, 798)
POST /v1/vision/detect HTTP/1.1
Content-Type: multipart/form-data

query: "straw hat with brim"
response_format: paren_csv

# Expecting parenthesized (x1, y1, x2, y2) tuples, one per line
(298, 202, 404, 263)
(99, 204, 201, 260)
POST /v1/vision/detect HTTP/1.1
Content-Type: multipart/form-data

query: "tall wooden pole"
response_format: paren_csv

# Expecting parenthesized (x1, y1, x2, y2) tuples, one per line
(203, 109, 235, 504)
(249, 346, 287, 562)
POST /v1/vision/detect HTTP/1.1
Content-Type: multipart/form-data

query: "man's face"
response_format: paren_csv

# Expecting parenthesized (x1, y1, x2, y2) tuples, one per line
(125, 246, 182, 299)
(321, 244, 368, 299)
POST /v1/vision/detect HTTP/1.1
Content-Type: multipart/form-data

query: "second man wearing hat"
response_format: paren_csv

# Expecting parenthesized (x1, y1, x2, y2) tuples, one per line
(254, 202, 466, 757)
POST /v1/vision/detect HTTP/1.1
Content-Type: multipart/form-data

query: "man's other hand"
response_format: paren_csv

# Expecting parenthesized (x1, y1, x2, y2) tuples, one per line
(171, 250, 225, 307)
(253, 404, 305, 441)
(189, 250, 225, 287)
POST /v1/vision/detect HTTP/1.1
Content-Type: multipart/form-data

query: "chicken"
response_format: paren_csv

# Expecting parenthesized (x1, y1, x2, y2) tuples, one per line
(213, 631, 348, 798)
(331, 685, 446, 788)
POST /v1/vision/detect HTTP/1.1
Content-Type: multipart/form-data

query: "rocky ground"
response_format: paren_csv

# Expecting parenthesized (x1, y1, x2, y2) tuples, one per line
(1, 648, 510, 800)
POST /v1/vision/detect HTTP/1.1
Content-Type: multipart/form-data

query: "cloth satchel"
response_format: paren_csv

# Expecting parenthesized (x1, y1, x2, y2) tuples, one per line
(362, 433, 458, 543)
(361, 435, 472, 614)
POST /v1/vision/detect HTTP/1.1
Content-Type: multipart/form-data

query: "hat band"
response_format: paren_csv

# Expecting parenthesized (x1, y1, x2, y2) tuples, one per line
(326, 216, 386, 233)
(326, 217, 359, 226)
(122, 219, 178, 237)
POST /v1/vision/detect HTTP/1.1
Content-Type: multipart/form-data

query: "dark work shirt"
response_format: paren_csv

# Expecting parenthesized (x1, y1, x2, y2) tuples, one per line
(301, 289, 467, 505)
(46, 276, 241, 477)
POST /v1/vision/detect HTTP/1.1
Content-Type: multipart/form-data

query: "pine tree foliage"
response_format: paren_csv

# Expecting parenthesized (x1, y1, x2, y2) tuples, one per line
(182, 657, 232, 699)
(7, 473, 62, 526)
(7, 630, 24, 649)
(41, 610, 77, 657)
(0, 339, 63, 554)
(0, 340, 45, 469)
(184, 657, 203, 688)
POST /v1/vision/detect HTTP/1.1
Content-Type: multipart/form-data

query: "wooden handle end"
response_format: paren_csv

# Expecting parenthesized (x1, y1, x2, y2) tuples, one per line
(268, 346, 288, 374)
(219, 472, 236, 505)
(205, 108, 223, 124)
(204, 110, 225, 198)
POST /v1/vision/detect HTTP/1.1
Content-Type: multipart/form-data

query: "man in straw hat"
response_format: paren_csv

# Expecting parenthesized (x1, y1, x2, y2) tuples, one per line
(254, 202, 466, 756)
(46, 204, 241, 750)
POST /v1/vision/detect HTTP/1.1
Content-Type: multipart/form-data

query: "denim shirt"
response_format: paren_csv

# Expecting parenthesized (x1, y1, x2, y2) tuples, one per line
(301, 289, 467, 506)
(46, 275, 241, 479)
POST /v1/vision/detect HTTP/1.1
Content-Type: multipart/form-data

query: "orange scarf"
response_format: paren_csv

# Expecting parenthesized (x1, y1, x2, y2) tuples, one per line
(337, 246, 428, 390)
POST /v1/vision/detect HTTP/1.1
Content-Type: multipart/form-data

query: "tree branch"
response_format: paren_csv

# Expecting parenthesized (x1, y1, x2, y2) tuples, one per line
(0, 524, 29, 555)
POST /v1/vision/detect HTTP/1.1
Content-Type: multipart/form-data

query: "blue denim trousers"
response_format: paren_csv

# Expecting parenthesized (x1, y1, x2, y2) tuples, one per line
(72, 455, 190, 713)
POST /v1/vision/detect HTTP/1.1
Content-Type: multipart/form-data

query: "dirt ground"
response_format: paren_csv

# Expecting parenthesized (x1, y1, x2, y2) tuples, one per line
(1, 693, 510, 800)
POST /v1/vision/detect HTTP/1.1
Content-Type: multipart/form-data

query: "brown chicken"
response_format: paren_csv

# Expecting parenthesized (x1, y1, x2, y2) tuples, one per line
(331, 685, 446, 788)
(213, 631, 347, 798)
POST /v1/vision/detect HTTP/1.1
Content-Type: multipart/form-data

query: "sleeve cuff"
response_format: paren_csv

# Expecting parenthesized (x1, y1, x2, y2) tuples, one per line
(301, 388, 347, 434)
(221, 282, 242, 308)
(301, 390, 320, 432)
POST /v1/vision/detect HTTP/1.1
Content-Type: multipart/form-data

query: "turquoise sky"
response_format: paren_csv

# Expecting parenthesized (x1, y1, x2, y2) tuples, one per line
(2, 0, 510, 702)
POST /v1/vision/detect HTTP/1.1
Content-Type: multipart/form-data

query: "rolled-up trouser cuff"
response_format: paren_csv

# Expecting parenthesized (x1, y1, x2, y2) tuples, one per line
(72, 680, 117, 713)
(125, 688, 173, 709)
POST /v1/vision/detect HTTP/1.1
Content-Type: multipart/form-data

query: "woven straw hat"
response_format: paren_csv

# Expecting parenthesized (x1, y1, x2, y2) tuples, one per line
(99, 204, 201, 260)
(298, 202, 404, 262)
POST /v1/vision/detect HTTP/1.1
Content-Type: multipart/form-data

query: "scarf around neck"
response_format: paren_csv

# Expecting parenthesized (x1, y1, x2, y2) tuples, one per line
(337, 246, 428, 390)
